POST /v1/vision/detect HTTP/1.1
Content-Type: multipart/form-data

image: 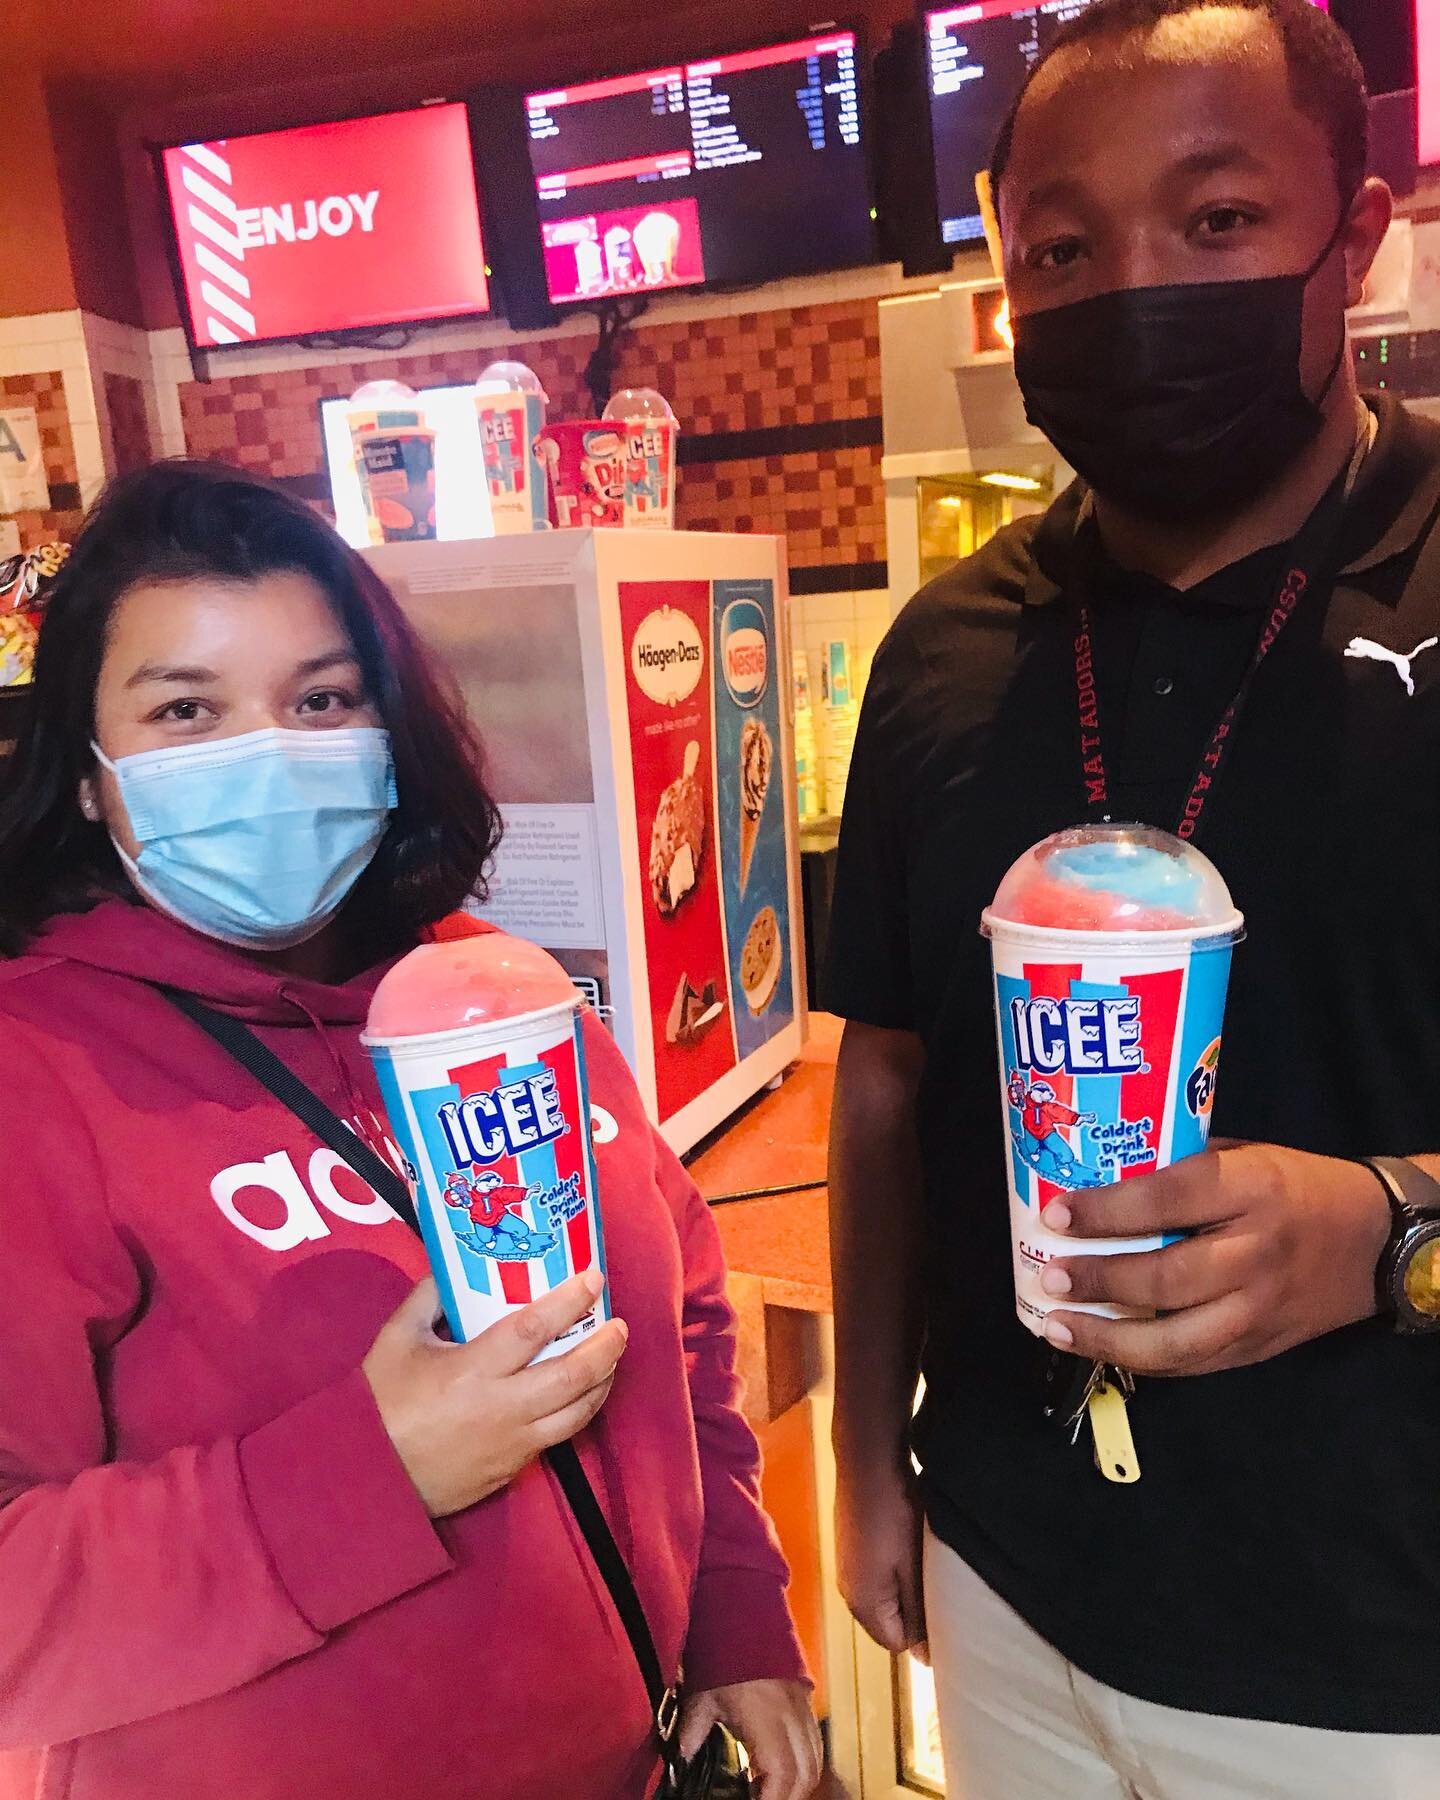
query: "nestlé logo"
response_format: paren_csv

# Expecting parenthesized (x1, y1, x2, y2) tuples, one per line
(720, 597, 769, 708)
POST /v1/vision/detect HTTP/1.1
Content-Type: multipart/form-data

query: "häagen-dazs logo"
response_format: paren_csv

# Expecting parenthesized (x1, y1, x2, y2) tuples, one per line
(631, 605, 705, 706)
(720, 597, 769, 708)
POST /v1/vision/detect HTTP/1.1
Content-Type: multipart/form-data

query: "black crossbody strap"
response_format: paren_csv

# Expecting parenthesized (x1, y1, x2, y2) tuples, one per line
(158, 987, 682, 1776)
(162, 988, 423, 1234)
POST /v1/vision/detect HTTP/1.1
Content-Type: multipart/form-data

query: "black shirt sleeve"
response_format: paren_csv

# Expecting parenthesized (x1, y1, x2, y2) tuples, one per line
(819, 623, 922, 1030)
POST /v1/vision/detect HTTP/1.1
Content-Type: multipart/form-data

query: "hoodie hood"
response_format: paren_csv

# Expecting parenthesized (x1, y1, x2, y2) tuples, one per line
(29, 897, 396, 1026)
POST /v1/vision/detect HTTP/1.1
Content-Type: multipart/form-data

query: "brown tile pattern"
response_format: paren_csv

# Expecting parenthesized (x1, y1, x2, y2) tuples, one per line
(179, 341, 593, 481)
(611, 301, 882, 436)
(1, 372, 84, 549)
(176, 297, 886, 567)
(677, 442, 885, 569)
(103, 372, 152, 476)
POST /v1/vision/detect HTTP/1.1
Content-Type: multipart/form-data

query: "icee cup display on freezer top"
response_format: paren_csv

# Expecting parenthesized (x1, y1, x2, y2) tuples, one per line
(348, 381, 437, 544)
(981, 824, 1244, 1336)
(362, 932, 608, 1363)
(602, 388, 678, 529)
(474, 361, 550, 535)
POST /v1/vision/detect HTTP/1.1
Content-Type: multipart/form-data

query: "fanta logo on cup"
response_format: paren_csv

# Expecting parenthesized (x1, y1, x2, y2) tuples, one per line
(1186, 1037, 1223, 1118)
(720, 598, 769, 708)
(438, 1071, 568, 1168)
(1010, 995, 1143, 1076)
(631, 605, 705, 706)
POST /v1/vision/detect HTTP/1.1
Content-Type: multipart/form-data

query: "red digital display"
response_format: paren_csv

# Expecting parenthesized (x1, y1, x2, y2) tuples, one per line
(1421, 0, 1440, 166)
(162, 104, 489, 350)
(542, 197, 705, 302)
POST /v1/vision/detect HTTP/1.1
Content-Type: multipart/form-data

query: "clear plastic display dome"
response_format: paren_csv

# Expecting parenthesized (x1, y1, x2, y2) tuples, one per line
(350, 380, 420, 406)
(984, 823, 1242, 936)
(602, 387, 677, 424)
(365, 932, 578, 1040)
(475, 360, 548, 401)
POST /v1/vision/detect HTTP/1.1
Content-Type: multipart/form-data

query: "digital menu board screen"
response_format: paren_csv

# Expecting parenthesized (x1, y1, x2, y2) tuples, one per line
(925, 0, 1330, 248)
(161, 104, 490, 349)
(1420, 0, 1440, 165)
(525, 31, 874, 303)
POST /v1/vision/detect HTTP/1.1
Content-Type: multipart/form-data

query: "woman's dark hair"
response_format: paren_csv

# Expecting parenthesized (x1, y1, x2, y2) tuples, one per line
(990, 0, 1369, 214)
(0, 459, 503, 958)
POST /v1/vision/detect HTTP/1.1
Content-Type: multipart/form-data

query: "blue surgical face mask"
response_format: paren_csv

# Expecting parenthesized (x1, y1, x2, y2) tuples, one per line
(92, 726, 397, 951)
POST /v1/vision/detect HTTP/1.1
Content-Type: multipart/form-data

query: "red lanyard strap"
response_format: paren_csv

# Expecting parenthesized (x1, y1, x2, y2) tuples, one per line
(1072, 481, 1351, 842)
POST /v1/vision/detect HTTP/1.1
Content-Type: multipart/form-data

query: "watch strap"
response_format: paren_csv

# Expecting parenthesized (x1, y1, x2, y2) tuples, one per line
(1361, 1156, 1440, 1329)
(1361, 1156, 1440, 1222)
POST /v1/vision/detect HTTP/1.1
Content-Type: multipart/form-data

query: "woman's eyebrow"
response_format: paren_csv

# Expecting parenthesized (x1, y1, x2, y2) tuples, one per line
(124, 662, 218, 690)
(293, 650, 362, 679)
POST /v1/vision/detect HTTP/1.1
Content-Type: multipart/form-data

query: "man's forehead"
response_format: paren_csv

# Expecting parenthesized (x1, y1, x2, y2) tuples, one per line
(1004, 15, 1315, 198)
(1033, 3, 1280, 90)
(1020, 8, 1287, 120)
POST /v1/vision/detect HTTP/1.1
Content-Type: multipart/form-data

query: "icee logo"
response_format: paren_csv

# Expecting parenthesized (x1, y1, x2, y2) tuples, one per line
(437, 1070, 568, 1168)
(1010, 995, 1143, 1077)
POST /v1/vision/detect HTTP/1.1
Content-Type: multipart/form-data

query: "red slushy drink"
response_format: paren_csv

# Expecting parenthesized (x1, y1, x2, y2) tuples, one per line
(983, 824, 1243, 1335)
(363, 933, 608, 1360)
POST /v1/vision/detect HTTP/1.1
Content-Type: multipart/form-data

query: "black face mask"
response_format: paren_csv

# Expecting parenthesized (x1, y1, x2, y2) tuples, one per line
(1011, 225, 1349, 523)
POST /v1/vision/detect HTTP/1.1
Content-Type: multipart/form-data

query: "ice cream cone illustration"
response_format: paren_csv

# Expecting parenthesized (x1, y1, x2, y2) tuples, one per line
(738, 718, 773, 897)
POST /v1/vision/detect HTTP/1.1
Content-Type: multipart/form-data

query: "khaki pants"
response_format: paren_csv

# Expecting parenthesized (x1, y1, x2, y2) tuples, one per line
(923, 1529, 1437, 1799)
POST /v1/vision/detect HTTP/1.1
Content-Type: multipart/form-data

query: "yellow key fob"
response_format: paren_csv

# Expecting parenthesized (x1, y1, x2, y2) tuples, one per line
(1088, 1382, 1140, 1485)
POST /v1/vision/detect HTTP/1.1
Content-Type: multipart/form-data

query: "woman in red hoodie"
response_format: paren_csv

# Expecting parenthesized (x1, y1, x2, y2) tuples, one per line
(0, 462, 819, 1800)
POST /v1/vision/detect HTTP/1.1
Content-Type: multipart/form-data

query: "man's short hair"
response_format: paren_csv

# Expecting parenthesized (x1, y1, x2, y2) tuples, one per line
(989, 0, 1370, 213)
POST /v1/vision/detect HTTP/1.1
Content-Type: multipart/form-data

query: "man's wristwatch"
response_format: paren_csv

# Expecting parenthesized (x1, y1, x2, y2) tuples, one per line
(1363, 1157, 1440, 1334)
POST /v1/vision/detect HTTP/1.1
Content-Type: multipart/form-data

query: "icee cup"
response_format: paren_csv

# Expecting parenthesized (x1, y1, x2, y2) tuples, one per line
(362, 933, 608, 1362)
(981, 824, 1244, 1336)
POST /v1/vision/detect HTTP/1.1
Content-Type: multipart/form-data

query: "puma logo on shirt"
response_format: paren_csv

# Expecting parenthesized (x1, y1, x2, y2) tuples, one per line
(1343, 635, 1439, 697)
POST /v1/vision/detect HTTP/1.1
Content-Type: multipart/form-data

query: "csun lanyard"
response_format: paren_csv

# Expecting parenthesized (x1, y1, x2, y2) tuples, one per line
(1071, 464, 1359, 843)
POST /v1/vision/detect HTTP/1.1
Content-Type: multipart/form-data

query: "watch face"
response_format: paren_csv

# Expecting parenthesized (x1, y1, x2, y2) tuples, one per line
(1400, 1222, 1440, 1326)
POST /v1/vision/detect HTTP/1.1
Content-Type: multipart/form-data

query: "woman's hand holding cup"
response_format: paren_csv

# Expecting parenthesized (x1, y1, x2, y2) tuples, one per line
(363, 1271, 627, 1518)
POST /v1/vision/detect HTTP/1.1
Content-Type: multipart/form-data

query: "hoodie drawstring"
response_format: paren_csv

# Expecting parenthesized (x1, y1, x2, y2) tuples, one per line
(277, 982, 387, 1160)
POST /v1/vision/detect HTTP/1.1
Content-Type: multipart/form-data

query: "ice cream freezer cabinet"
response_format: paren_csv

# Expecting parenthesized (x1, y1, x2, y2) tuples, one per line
(365, 529, 807, 1154)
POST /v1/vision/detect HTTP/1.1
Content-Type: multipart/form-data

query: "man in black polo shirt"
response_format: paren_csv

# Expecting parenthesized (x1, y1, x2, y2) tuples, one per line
(825, 1, 1440, 1792)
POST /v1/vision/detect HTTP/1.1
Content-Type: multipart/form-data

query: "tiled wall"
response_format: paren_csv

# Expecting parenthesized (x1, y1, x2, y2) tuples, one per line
(177, 345, 590, 481)
(0, 371, 84, 548)
(0, 310, 106, 550)
(175, 294, 887, 582)
(2, 271, 906, 605)
(611, 305, 880, 433)
(103, 371, 152, 475)
(681, 443, 885, 571)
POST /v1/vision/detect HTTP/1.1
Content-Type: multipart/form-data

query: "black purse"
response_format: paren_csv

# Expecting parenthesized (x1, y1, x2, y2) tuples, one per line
(160, 989, 749, 1799)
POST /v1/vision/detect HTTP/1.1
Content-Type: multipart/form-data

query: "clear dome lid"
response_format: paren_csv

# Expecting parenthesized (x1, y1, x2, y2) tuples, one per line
(985, 823, 1242, 936)
(365, 933, 578, 1040)
(350, 380, 420, 406)
(475, 360, 548, 402)
(602, 387, 677, 424)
